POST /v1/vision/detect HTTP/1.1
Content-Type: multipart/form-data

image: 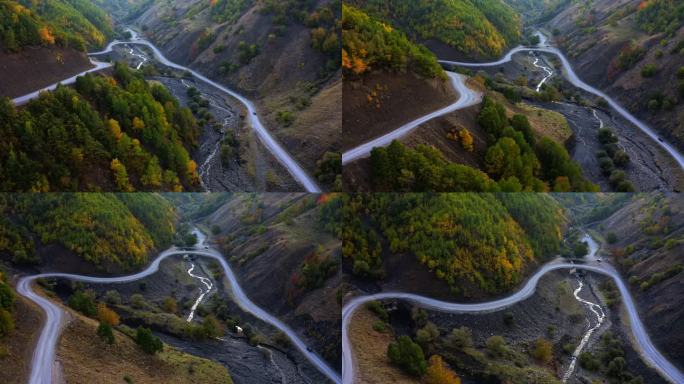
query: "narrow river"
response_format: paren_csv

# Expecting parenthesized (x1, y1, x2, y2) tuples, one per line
(17, 229, 341, 384)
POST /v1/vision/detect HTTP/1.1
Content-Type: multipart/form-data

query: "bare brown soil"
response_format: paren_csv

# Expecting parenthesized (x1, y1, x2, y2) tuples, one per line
(0, 46, 92, 98)
(342, 71, 457, 150)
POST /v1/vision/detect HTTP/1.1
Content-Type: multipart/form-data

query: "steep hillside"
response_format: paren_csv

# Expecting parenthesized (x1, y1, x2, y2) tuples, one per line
(0, 0, 117, 98)
(348, 0, 522, 60)
(0, 193, 177, 273)
(544, 0, 684, 152)
(339, 193, 567, 300)
(193, 193, 342, 369)
(341, 4, 457, 151)
(598, 193, 684, 370)
(0, 64, 201, 192)
(0, 0, 114, 52)
(127, 0, 341, 188)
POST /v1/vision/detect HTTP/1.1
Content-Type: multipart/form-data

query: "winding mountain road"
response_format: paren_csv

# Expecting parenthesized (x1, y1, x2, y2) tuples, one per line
(10, 29, 320, 193)
(341, 234, 683, 384)
(341, 71, 483, 164)
(10, 60, 113, 106)
(17, 230, 341, 384)
(439, 32, 684, 172)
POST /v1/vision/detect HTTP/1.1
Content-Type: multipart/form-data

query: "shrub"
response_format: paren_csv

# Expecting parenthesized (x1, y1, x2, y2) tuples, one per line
(135, 327, 163, 354)
(448, 327, 473, 349)
(366, 301, 389, 322)
(612, 150, 630, 167)
(599, 157, 615, 175)
(68, 290, 97, 317)
(162, 297, 177, 314)
(579, 351, 600, 371)
(0, 282, 15, 310)
(641, 64, 658, 77)
(387, 335, 427, 376)
(0, 309, 14, 337)
(485, 335, 507, 357)
(130, 293, 146, 309)
(372, 321, 386, 332)
(532, 338, 554, 364)
(97, 303, 120, 326)
(424, 355, 461, 384)
(97, 321, 115, 344)
(606, 232, 618, 244)
(202, 315, 223, 338)
(104, 290, 121, 305)
(276, 110, 294, 126)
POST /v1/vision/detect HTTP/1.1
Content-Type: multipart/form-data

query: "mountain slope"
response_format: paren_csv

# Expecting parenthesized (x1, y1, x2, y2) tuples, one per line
(0, 0, 114, 52)
(0, 0, 118, 99)
(599, 192, 684, 370)
(0, 193, 177, 273)
(127, 0, 341, 189)
(0, 63, 201, 192)
(348, 0, 522, 60)
(340, 193, 566, 299)
(195, 193, 342, 369)
(543, 0, 684, 151)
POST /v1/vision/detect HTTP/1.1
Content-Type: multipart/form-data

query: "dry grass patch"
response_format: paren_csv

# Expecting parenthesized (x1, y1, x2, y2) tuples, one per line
(58, 312, 232, 384)
(349, 307, 415, 384)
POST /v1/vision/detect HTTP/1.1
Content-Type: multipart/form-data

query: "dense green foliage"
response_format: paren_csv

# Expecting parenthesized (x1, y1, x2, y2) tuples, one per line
(97, 321, 115, 344)
(0, 271, 14, 338)
(209, 0, 254, 24)
(0, 194, 176, 271)
(68, 290, 97, 317)
(0, 0, 114, 52)
(135, 326, 163, 354)
(0, 63, 200, 192)
(370, 98, 597, 192)
(387, 335, 427, 376)
(342, 4, 444, 78)
(370, 141, 497, 192)
(340, 193, 565, 296)
(636, 0, 684, 35)
(478, 97, 597, 192)
(349, 0, 521, 58)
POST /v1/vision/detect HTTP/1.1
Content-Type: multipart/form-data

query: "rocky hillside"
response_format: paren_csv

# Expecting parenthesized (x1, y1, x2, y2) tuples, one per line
(0, 193, 177, 274)
(191, 193, 342, 369)
(598, 192, 684, 370)
(542, 0, 684, 151)
(127, 0, 341, 188)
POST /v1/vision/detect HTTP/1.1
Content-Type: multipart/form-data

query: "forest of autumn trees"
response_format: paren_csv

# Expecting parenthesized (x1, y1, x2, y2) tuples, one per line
(335, 193, 565, 296)
(0, 193, 177, 271)
(342, 4, 445, 78)
(0, 0, 114, 52)
(347, 0, 521, 59)
(0, 63, 201, 192)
